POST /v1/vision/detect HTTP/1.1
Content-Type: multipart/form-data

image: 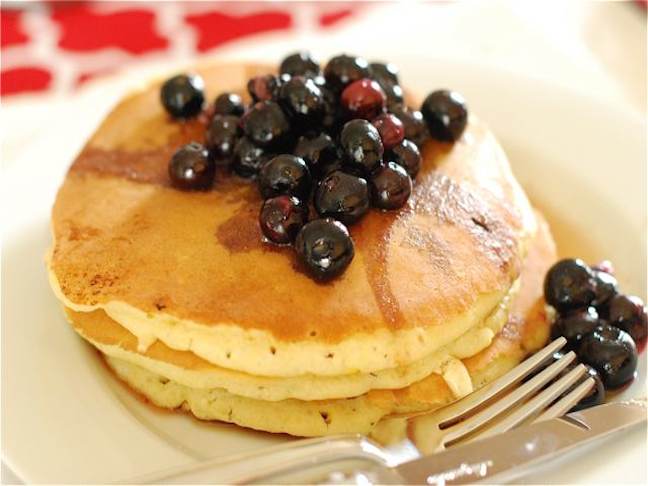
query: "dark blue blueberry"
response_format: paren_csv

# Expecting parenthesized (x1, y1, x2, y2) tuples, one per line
(591, 270, 619, 310)
(242, 101, 291, 149)
(324, 54, 370, 94)
(205, 115, 241, 165)
(388, 139, 421, 179)
(295, 218, 355, 281)
(258, 154, 312, 199)
(259, 195, 309, 244)
(247, 74, 280, 102)
(544, 259, 597, 313)
(339, 119, 384, 174)
(315, 171, 370, 225)
(608, 294, 647, 352)
(293, 133, 339, 177)
(168, 142, 214, 190)
(369, 161, 412, 210)
(279, 52, 321, 77)
(550, 307, 603, 350)
(278, 76, 324, 128)
(421, 89, 468, 142)
(232, 137, 271, 178)
(213, 93, 245, 117)
(577, 324, 638, 390)
(160, 74, 205, 119)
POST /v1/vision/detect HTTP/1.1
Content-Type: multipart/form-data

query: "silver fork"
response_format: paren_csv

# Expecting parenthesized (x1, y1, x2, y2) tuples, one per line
(132, 337, 595, 484)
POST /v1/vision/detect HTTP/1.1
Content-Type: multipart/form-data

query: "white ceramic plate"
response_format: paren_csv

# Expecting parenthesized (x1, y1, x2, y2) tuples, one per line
(2, 57, 646, 484)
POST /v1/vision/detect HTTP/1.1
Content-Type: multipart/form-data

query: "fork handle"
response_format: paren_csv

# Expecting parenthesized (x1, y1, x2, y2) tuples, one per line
(130, 435, 390, 484)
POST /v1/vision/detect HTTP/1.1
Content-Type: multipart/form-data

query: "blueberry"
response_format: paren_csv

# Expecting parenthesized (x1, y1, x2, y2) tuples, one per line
(258, 154, 312, 199)
(278, 76, 324, 128)
(382, 84, 405, 109)
(259, 195, 308, 244)
(549, 360, 606, 412)
(247, 74, 280, 102)
(421, 89, 468, 142)
(607, 294, 647, 351)
(577, 324, 637, 390)
(232, 137, 271, 178)
(370, 161, 412, 210)
(205, 115, 241, 165)
(591, 270, 618, 309)
(294, 218, 355, 281)
(341, 78, 386, 120)
(569, 364, 605, 411)
(279, 52, 321, 77)
(369, 62, 399, 85)
(388, 139, 421, 179)
(213, 93, 244, 117)
(293, 133, 339, 177)
(339, 119, 384, 173)
(315, 171, 370, 225)
(160, 74, 205, 119)
(390, 105, 429, 148)
(550, 307, 603, 350)
(544, 259, 597, 313)
(324, 54, 370, 94)
(320, 86, 344, 135)
(371, 113, 404, 150)
(242, 101, 291, 148)
(168, 142, 214, 190)
(369, 62, 403, 107)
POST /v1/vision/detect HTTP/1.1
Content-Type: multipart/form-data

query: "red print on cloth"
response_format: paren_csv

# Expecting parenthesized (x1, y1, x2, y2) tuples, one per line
(185, 10, 292, 52)
(319, 9, 354, 28)
(51, 5, 168, 54)
(1, 67, 52, 95)
(1, 9, 30, 47)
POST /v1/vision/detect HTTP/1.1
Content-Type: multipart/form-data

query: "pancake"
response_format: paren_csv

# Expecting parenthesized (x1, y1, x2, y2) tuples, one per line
(71, 211, 553, 437)
(47, 60, 555, 437)
(48, 64, 537, 382)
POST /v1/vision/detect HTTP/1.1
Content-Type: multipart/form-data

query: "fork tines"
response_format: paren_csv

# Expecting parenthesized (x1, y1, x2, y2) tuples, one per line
(409, 337, 595, 452)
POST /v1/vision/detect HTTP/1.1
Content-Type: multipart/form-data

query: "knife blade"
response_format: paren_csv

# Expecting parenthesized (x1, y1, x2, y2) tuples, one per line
(390, 399, 646, 485)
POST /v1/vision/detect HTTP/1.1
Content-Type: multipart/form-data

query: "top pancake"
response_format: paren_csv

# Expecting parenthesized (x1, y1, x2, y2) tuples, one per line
(49, 62, 537, 375)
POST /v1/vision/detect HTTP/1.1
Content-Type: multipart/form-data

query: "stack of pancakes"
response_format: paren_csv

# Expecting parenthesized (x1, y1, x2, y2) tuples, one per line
(47, 63, 556, 437)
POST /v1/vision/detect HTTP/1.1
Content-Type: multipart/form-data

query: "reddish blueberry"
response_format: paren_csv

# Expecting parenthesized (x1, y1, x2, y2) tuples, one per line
(341, 78, 386, 120)
(259, 195, 308, 244)
(371, 113, 404, 150)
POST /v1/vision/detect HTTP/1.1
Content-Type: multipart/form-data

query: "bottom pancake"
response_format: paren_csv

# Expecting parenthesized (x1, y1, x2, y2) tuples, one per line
(71, 213, 555, 437)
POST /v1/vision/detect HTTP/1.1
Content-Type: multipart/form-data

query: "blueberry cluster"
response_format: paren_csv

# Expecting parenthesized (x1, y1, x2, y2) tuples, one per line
(160, 52, 468, 280)
(544, 258, 647, 408)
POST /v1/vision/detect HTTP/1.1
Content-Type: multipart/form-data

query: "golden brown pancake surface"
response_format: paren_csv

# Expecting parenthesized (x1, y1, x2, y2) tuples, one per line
(49, 62, 536, 345)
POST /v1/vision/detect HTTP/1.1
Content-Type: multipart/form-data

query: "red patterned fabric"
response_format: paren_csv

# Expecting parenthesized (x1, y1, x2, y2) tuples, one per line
(1, 10, 29, 47)
(0, 3, 361, 98)
(52, 6, 168, 54)
(1, 66, 52, 95)
(185, 10, 292, 52)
